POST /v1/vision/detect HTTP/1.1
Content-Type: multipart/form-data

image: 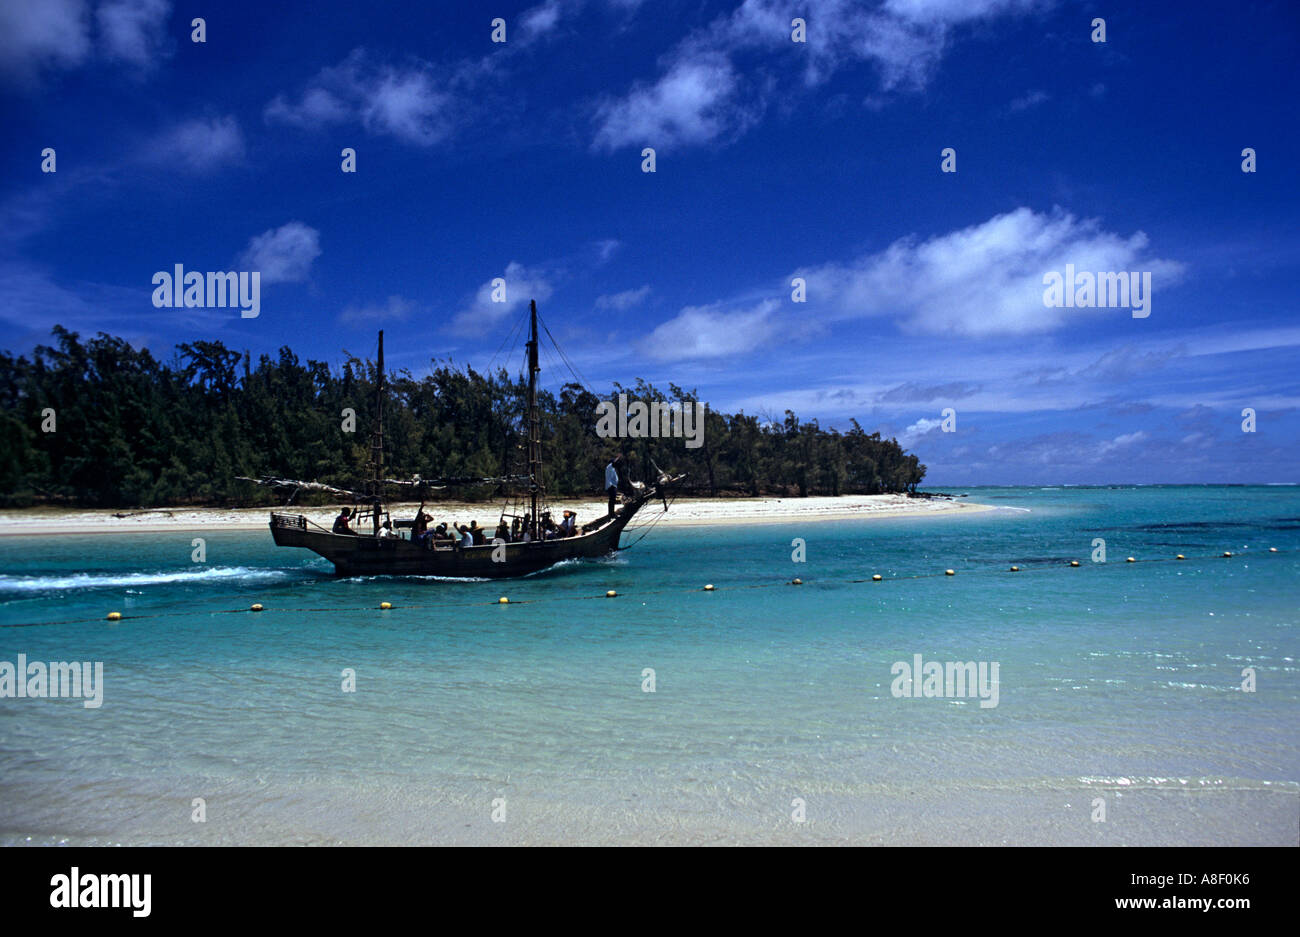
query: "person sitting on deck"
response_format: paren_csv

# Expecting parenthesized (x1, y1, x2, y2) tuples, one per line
(510, 517, 521, 542)
(433, 522, 451, 542)
(333, 508, 355, 535)
(560, 510, 576, 537)
(458, 525, 474, 547)
(495, 520, 510, 543)
(378, 520, 399, 539)
(470, 520, 486, 545)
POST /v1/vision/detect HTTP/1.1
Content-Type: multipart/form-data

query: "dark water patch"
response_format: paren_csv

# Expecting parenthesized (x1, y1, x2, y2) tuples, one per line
(1085, 519, 1300, 533)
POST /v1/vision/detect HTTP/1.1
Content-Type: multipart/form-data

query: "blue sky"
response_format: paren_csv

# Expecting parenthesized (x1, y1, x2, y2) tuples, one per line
(1, 0, 1297, 484)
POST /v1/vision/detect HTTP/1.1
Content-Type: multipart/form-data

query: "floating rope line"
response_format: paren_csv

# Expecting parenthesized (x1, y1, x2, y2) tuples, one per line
(0, 547, 1290, 629)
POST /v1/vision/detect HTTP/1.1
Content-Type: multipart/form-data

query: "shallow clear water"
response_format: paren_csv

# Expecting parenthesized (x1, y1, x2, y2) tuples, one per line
(1, 486, 1296, 845)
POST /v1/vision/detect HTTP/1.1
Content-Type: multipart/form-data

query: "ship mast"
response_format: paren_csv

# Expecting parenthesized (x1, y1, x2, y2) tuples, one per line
(370, 329, 384, 535)
(527, 300, 541, 540)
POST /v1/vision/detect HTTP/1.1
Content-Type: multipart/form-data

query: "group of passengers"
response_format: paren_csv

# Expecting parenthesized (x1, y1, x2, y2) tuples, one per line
(332, 503, 578, 546)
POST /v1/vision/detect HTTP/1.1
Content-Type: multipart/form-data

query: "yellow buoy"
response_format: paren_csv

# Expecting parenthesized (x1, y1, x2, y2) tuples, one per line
(1069, 560, 1080, 567)
(703, 584, 715, 591)
(1176, 554, 1185, 560)
(945, 569, 955, 576)
(872, 574, 882, 581)
(250, 604, 263, 612)
(106, 611, 122, 621)
(379, 602, 392, 610)
(1009, 566, 1019, 572)
(1126, 557, 1135, 563)
(498, 597, 509, 604)
(791, 578, 802, 585)
(606, 590, 617, 598)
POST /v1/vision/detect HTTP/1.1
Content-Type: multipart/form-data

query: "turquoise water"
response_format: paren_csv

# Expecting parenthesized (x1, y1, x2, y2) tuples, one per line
(1, 486, 1297, 845)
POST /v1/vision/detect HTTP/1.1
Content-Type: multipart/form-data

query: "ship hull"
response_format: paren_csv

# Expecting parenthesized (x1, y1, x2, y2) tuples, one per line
(269, 496, 650, 578)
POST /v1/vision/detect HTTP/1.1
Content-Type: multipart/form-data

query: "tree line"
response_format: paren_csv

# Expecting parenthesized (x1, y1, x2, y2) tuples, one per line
(0, 327, 926, 507)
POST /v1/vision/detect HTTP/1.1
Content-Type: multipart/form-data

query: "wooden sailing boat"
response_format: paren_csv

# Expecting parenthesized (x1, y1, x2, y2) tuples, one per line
(254, 301, 682, 578)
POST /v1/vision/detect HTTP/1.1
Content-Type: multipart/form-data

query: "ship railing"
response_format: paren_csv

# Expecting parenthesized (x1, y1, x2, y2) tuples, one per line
(271, 512, 307, 530)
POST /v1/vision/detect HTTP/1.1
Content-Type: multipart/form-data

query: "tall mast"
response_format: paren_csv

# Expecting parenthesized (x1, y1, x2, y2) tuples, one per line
(371, 329, 384, 535)
(527, 300, 541, 539)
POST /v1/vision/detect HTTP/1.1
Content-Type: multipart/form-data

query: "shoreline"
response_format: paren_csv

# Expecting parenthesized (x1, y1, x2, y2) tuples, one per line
(0, 494, 997, 538)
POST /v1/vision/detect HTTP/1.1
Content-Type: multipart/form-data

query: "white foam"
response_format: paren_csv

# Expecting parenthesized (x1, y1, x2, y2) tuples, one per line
(0, 566, 292, 592)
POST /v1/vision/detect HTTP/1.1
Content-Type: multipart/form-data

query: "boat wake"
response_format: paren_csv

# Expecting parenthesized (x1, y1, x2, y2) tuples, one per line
(0, 566, 296, 593)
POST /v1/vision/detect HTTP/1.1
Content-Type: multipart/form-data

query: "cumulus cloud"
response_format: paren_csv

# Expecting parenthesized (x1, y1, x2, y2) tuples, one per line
(638, 298, 782, 360)
(521, 0, 564, 38)
(0, 0, 172, 84)
(899, 416, 944, 447)
(595, 285, 651, 310)
(238, 222, 321, 284)
(266, 49, 455, 146)
(97, 0, 170, 67)
(593, 54, 751, 151)
(450, 261, 553, 335)
(639, 207, 1184, 363)
(797, 207, 1184, 336)
(1098, 430, 1148, 454)
(149, 115, 244, 172)
(0, 0, 91, 82)
(592, 0, 1051, 149)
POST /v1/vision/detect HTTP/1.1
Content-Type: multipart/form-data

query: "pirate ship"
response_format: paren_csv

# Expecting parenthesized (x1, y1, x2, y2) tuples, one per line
(241, 301, 682, 578)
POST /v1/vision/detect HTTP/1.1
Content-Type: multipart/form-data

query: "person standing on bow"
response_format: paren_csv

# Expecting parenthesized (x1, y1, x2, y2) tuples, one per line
(605, 454, 625, 516)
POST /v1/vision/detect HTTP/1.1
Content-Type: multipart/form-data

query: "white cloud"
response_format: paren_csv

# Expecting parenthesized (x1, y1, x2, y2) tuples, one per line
(97, 0, 170, 67)
(798, 207, 1184, 336)
(450, 261, 553, 335)
(362, 67, 453, 145)
(0, 0, 173, 84)
(150, 115, 244, 172)
(594, 239, 621, 263)
(521, 0, 563, 38)
(592, 0, 1052, 149)
(899, 416, 943, 447)
(638, 298, 781, 360)
(1098, 430, 1147, 454)
(638, 208, 1184, 363)
(1008, 89, 1049, 112)
(595, 285, 651, 310)
(593, 54, 751, 150)
(266, 49, 455, 146)
(340, 295, 416, 324)
(0, 0, 91, 83)
(264, 87, 349, 128)
(238, 222, 321, 284)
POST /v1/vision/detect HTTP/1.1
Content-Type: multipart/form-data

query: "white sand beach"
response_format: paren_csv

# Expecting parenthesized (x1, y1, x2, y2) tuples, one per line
(0, 493, 993, 538)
